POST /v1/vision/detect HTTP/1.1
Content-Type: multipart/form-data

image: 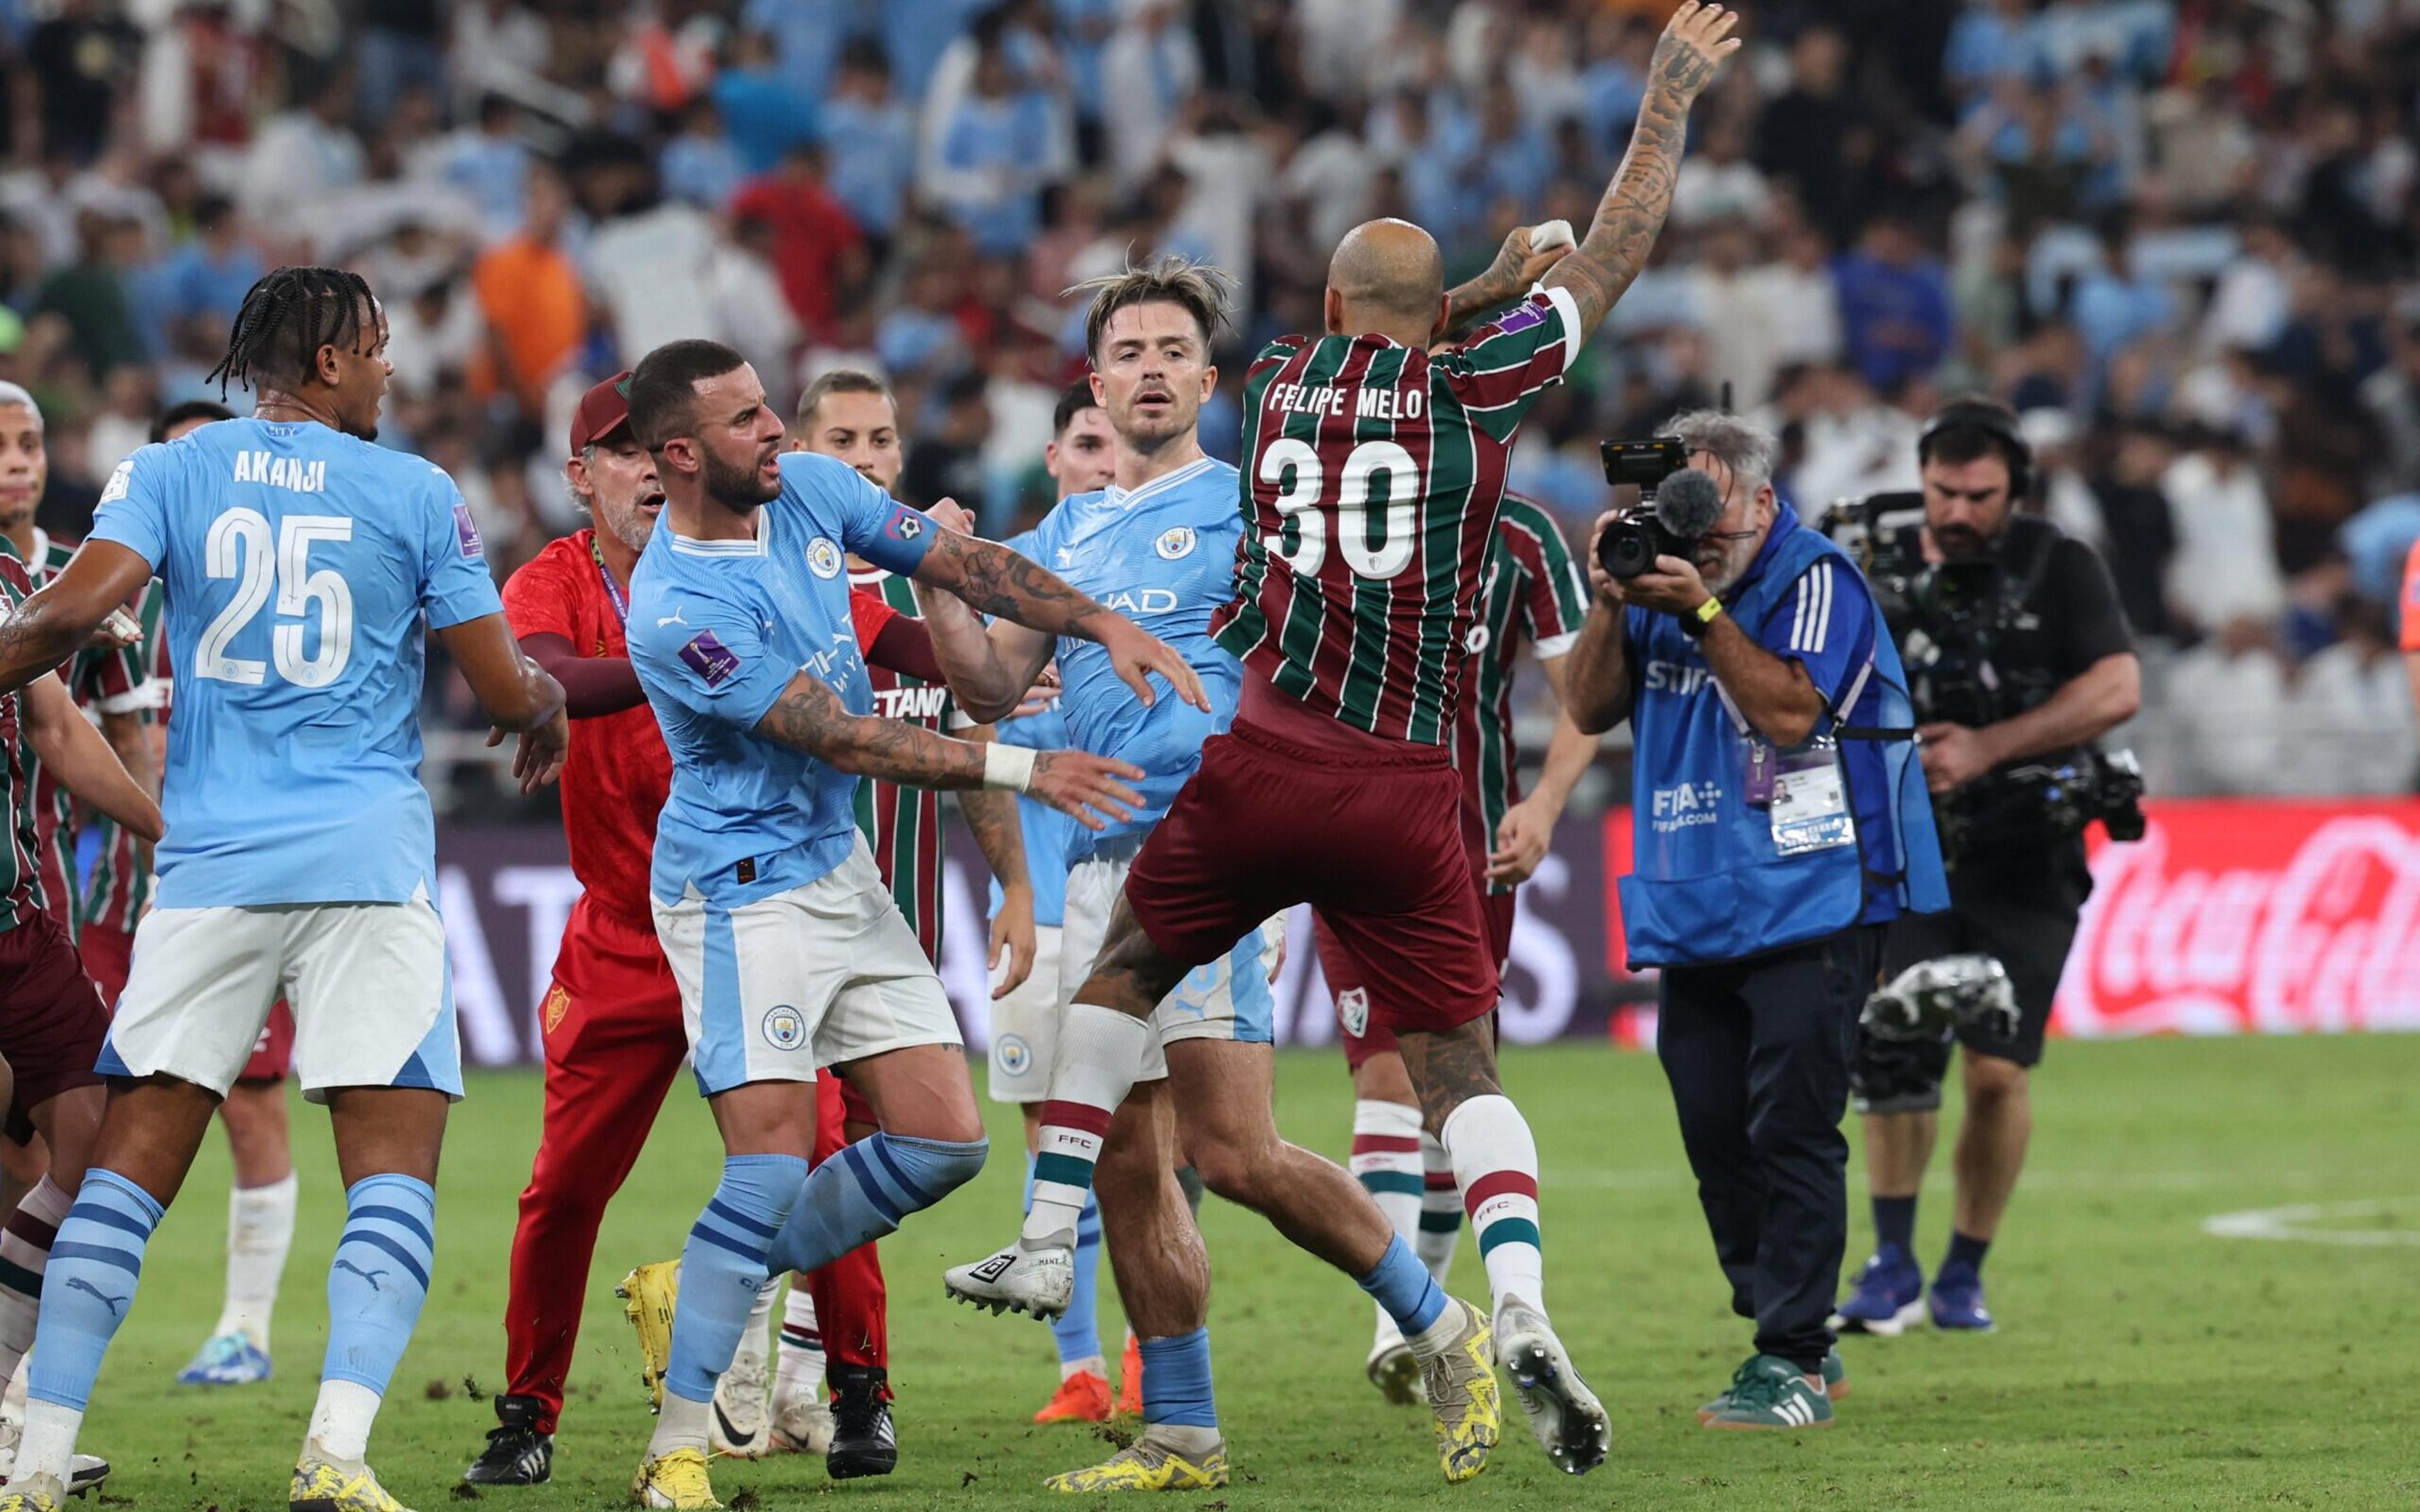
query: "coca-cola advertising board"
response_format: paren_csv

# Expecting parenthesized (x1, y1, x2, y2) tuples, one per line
(2054, 800, 2420, 1037)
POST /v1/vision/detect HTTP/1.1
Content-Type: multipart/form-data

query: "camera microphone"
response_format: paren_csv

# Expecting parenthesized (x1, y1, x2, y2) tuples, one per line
(1656, 467, 1725, 541)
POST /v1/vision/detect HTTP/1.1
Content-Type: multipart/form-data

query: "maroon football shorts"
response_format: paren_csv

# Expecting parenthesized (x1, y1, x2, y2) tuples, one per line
(1318, 889, 1515, 1070)
(1123, 719, 1499, 1038)
(0, 912, 108, 1142)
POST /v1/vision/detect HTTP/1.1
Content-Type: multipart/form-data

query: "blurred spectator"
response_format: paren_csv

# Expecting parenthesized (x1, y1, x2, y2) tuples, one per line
(28, 0, 142, 165)
(1832, 215, 1952, 395)
(585, 167, 722, 367)
(715, 30, 819, 176)
(142, 196, 263, 362)
(661, 99, 746, 211)
(384, 277, 480, 403)
(730, 144, 863, 337)
(35, 210, 146, 382)
(898, 369, 993, 510)
(471, 161, 584, 421)
(2290, 599, 2416, 794)
(359, 0, 446, 132)
(2087, 422, 2179, 636)
(2165, 617, 2290, 794)
(2360, 318, 2420, 497)
(243, 74, 367, 244)
(818, 43, 917, 245)
(923, 31, 1067, 258)
(1102, 0, 1200, 190)
(437, 96, 534, 244)
(2164, 427, 2286, 635)
(1673, 118, 1770, 229)
(1754, 25, 1860, 241)
(710, 215, 803, 399)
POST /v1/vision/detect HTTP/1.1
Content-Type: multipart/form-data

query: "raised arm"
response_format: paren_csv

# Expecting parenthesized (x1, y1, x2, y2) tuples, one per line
(911, 529, 1207, 713)
(0, 542, 154, 695)
(433, 613, 570, 793)
(1541, 2, 1740, 338)
(754, 669, 1143, 832)
(21, 673, 161, 842)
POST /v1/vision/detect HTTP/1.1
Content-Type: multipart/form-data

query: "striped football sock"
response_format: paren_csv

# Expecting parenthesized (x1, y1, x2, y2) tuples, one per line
(1020, 1005, 1150, 1248)
(767, 1134, 988, 1276)
(1443, 1094, 1545, 1322)
(657, 1155, 807, 1460)
(0, 1176, 71, 1385)
(314, 1173, 437, 1462)
(775, 1284, 823, 1407)
(1417, 1132, 1463, 1285)
(1350, 1101, 1424, 1341)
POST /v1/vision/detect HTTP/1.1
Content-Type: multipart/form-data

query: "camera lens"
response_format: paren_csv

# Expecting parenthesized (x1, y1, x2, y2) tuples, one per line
(1598, 520, 1657, 580)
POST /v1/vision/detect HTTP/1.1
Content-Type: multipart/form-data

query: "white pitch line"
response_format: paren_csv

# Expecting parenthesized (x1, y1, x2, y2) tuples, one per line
(2202, 1198, 2420, 1247)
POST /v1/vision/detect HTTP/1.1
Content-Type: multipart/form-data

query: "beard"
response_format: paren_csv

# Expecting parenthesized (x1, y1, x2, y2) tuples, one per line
(1933, 525, 1990, 560)
(701, 445, 777, 510)
(600, 497, 660, 554)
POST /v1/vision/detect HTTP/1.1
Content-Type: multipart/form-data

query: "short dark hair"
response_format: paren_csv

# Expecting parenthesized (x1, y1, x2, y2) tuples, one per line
(1052, 380, 1098, 436)
(1919, 395, 2027, 474)
(626, 339, 749, 449)
(797, 367, 893, 428)
(1071, 255, 1233, 365)
(205, 266, 379, 399)
(152, 398, 234, 443)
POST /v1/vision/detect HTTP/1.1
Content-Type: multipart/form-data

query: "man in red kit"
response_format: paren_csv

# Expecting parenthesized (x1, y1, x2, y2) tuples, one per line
(461, 374, 1003, 1487)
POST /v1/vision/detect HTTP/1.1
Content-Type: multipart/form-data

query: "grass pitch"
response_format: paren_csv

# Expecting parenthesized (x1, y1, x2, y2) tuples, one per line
(76, 1034, 2420, 1510)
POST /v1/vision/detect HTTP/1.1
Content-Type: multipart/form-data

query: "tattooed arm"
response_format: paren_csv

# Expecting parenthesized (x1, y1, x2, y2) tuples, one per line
(755, 670, 1145, 830)
(1543, 1, 1741, 339)
(0, 542, 153, 694)
(1444, 225, 1576, 340)
(913, 529, 1209, 711)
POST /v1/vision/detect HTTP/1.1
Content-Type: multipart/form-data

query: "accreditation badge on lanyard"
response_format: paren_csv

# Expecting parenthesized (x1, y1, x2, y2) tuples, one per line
(590, 535, 630, 629)
(1768, 740, 1855, 856)
(1729, 686, 1856, 857)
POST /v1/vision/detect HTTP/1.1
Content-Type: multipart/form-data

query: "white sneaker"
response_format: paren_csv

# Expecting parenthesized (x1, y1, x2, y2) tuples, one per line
(769, 1378, 834, 1456)
(1495, 1297, 1610, 1475)
(1366, 1335, 1423, 1405)
(708, 1350, 771, 1459)
(943, 1242, 1074, 1320)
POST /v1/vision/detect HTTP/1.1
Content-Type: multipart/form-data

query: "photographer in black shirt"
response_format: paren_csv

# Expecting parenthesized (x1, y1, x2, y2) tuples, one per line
(1823, 398, 2141, 1337)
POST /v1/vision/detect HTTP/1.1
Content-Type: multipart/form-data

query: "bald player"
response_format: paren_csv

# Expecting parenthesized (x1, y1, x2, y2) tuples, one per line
(947, 2, 1741, 1479)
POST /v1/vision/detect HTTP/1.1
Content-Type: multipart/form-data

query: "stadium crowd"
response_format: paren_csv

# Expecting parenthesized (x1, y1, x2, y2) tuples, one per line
(1, 0, 2417, 796)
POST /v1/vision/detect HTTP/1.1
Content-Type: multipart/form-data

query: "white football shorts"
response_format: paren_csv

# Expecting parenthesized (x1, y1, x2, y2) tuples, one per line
(1060, 840, 1279, 1083)
(102, 882, 459, 1102)
(986, 922, 1063, 1104)
(655, 837, 962, 1097)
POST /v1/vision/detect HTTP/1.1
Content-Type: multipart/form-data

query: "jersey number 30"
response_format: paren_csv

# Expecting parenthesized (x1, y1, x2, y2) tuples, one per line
(1259, 438, 1422, 580)
(195, 509, 356, 688)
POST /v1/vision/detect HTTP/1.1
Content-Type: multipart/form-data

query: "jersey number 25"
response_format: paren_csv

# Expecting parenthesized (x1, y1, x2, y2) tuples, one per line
(195, 508, 356, 689)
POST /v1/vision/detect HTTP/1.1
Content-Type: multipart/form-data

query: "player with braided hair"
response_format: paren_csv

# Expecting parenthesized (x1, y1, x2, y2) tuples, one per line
(0, 266, 568, 1512)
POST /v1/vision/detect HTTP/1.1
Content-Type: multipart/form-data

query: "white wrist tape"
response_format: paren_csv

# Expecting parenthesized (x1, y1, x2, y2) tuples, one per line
(982, 742, 1038, 793)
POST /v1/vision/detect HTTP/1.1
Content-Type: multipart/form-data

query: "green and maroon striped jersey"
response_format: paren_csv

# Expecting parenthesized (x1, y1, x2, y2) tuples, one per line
(15, 532, 147, 941)
(850, 568, 952, 965)
(1455, 496, 1588, 894)
(1213, 287, 1581, 744)
(81, 576, 168, 934)
(0, 553, 45, 929)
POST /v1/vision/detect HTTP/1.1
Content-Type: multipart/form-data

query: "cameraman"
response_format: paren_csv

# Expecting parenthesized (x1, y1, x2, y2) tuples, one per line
(1832, 397, 2140, 1338)
(1565, 411, 1945, 1431)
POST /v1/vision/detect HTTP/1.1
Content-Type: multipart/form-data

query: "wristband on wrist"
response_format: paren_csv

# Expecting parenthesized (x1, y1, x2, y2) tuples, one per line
(1678, 595, 1724, 639)
(981, 742, 1038, 792)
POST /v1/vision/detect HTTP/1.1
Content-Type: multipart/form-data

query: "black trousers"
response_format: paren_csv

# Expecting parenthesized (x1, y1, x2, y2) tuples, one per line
(1656, 924, 1884, 1372)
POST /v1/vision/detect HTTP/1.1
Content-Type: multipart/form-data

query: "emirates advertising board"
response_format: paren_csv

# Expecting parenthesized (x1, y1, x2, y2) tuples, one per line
(430, 800, 2420, 1067)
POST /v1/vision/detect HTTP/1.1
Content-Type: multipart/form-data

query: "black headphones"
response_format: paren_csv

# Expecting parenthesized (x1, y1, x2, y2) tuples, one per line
(1918, 398, 2033, 502)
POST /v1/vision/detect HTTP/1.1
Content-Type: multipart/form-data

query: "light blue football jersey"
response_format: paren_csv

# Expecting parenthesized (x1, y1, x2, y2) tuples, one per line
(987, 699, 1071, 930)
(86, 417, 504, 908)
(628, 450, 936, 908)
(1022, 455, 1245, 862)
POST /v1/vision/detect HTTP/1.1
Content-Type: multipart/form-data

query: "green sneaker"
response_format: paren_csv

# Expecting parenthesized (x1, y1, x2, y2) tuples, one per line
(1702, 1354, 1834, 1431)
(1697, 1348, 1845, 1424)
